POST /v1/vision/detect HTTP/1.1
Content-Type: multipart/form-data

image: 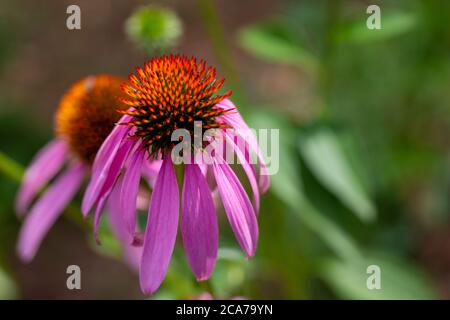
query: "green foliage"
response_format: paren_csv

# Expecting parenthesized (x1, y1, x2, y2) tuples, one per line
(247, 110, 361, 261)
(238, 22, 318, 72)
(237, 0, 449, 299)
(336, 11, 417, 44)
(319, 252, 436, 299)
(299, 128, 376, 222)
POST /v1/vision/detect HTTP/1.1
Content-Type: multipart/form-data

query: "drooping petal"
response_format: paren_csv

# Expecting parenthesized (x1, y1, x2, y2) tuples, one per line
(93, 193, 108, 245)
(92, 139, 136, 241)
(92, 114, 133, 173)
(16, 161, 86, 262)
(140, 156, 179, 295)
(107, 175, 142, 271)
(83, 134, 134, 216)
(82, 117, 132, 215)
(212, 157, 258, 257)
(15, 139, 68, 215)
(224, 131, 260, 213)
(120, 149, 145, 235)
(182, 164, 218, 281)
(217, 99, 270, 192)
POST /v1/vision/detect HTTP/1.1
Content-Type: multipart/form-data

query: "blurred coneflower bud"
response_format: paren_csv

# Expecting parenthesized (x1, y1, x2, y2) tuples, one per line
(125, 5, 182, 53)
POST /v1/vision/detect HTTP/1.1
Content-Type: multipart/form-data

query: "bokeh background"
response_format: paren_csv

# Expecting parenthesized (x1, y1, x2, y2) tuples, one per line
(0, 0, 449, 299)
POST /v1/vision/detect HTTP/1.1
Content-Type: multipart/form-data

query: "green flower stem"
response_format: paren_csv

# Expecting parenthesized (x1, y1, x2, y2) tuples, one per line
(320, 0, 341, 107)
(0, 151, 23, 183)
(0, 150, 89, 229)
(197, 0, 238, 86)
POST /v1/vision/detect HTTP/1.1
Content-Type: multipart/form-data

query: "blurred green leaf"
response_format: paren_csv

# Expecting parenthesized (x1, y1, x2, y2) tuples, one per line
(336, 12, 417, 44)
(218, 247, 245, 262)
(319, 251, 437, 299)
(246, 109, 361, 260)
(299, 128, 376, 223)
(237, 23, 318, 71)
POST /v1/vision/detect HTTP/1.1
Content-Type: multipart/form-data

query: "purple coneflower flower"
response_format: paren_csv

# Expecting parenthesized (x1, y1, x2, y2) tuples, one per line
(16, 75, 141, 266)
(83, 55, 269, 294)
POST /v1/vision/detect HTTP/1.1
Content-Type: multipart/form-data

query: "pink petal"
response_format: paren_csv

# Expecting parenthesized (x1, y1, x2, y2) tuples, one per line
(120, 149, 145, 235)
(16, 161, 86, 262)
(224, 131, 260, 213)
(92, 139, 136, 241)
(212, 157, 258, 257)
(140, 156, 179, 295)
(217, 99, 270, 192)
(141, 159, 162, 189)
(182, 164, 218, 281)
(198, 163, 208, 176)
(92, 114, 132, 173)
(16, 139, 68, 215)
(82, 117, 132, 215)
(93, 193, 108, 245)
(198, 163, 218, 194)
(107, 175, 142, 271)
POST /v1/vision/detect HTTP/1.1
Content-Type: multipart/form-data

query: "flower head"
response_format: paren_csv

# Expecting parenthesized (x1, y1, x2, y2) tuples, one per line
(56, 75, 128, 163)
(83, 55, 270, 295)
(16, 75, 140, 265)
(119, 55, 232, 156)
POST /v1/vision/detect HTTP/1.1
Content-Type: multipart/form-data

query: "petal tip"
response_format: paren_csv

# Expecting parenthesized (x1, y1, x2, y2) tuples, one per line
(195, 274, 212, 282)
(16, 247, 34, 264)
(16, 236, 36, 263)
(81, 200, 91, 217)
(245, 246, 257, 259)
(139, 279, 161, 296)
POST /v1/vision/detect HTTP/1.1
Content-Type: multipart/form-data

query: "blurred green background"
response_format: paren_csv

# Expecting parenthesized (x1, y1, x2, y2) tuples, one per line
(0, 0, 449, 299)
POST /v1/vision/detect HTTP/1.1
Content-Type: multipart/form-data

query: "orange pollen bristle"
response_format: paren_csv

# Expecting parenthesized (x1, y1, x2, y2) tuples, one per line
(118, 54, 232, 156)
(56, 75, 129, 164)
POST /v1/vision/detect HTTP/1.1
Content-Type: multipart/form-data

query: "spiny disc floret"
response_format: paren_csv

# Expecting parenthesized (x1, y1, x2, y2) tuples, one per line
(119, 55, 232, 156)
